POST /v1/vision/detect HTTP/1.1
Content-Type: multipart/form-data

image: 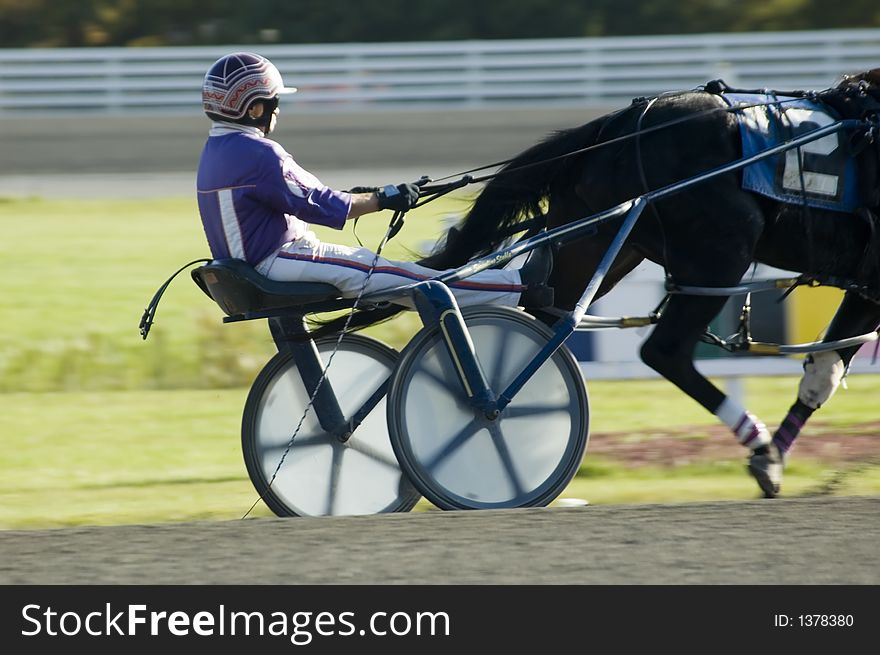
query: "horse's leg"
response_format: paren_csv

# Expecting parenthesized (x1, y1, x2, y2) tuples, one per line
(639, 294, 742, 417)
(773, 292, 880, 457)
(640, 292, 788, 497)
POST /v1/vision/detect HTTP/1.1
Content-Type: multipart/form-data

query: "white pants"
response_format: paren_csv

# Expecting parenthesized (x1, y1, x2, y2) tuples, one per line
(256, 231, 523, 309)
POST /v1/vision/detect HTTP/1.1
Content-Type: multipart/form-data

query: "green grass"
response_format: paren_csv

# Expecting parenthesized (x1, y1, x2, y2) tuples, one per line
(587, 373, 880, 430)
(2, 377, 878, 529)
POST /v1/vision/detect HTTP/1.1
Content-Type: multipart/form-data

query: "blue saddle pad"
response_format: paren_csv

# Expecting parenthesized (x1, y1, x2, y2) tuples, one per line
(721, 93, 860, 213)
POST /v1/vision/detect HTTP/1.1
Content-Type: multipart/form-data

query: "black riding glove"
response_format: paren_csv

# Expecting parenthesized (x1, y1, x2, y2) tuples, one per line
(377, 183, 420, 212)
(346, 185, 379, 194)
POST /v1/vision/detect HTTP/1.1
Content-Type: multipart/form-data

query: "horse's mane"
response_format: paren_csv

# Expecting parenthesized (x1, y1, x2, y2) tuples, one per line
(834, 67, 880, 91)
(820, 68, 880, 210)
(823, 68, 880, 117)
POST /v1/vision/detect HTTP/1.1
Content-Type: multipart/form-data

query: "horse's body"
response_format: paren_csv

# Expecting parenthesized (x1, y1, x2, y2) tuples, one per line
(320, 70, 880, 497)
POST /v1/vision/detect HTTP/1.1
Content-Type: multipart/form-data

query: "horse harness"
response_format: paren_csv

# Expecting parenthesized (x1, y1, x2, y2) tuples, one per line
(704, 86, 865, 297)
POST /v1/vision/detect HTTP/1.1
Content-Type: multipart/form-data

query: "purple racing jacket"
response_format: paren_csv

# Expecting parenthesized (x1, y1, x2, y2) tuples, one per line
(196, 123, 352, 266)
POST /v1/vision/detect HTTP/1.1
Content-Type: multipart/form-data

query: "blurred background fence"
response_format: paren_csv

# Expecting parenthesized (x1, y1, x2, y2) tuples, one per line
(2, 28, 879, 115)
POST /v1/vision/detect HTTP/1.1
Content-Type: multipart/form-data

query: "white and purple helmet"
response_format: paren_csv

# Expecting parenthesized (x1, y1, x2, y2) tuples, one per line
(202, 52, 297, 122)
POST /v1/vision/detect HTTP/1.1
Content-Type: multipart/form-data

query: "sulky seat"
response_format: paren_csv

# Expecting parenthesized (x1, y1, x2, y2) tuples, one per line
(191, 258, 341, 317)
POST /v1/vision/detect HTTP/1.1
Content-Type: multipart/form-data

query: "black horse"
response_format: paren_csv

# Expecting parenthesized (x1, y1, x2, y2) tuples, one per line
(318, 69, 880, 498)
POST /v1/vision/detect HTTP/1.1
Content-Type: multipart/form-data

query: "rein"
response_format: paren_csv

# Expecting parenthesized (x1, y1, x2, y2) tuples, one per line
(425, 86, 822, 189)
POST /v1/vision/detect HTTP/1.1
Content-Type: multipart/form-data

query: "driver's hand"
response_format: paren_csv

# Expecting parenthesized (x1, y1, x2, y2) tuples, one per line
(377, 183, 420, 212)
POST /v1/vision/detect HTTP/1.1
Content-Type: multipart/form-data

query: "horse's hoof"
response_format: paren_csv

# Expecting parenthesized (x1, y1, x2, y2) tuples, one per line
(747, 445, 783, 498)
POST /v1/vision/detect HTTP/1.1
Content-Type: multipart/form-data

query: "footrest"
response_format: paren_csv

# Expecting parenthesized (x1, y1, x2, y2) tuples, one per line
(192, 258, 341, 316)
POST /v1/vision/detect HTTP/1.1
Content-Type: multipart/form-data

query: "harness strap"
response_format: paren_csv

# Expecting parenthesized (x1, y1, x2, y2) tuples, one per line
(703, 78, 821, 101)
(139, 258, 211, 340)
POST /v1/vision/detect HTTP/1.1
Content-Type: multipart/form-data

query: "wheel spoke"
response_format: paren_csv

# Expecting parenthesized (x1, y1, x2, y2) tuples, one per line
(260, 432, 329, 455)
(503, 404, 573, 418)
(487, 421, 527, 497)
(346, 439, 403, 470)
(418, 365, 465, 397)
(424, 416, 481, 471)
(326, 444, 344, 515)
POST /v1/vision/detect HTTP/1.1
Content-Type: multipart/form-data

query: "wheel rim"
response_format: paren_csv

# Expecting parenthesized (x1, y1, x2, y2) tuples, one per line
(389, 308, 588, 510)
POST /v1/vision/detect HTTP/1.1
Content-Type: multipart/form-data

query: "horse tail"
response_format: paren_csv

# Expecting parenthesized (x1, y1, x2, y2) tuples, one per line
(300, 303, 404, 341)
(419, 115, 610, 269)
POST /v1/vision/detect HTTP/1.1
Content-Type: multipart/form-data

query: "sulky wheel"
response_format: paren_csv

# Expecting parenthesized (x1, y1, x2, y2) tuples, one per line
(387, 306, 589, 510)
(242, 333, 420, 517)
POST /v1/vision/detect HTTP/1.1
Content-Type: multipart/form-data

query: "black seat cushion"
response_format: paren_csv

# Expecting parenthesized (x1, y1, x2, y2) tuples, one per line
(191, 259, 341, 316)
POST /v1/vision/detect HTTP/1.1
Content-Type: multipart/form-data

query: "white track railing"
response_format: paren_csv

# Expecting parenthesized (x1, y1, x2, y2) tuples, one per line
(1, 29, 879, 115)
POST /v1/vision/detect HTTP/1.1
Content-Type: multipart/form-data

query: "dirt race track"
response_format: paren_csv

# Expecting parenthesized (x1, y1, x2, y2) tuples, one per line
(1, 496, 878, 585)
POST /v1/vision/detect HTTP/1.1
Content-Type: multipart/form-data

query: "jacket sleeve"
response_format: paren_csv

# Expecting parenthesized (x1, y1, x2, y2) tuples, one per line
(254, 145, 352, 230)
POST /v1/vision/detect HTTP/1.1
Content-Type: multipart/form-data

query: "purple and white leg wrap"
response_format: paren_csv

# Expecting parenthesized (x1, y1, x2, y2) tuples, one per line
(715, 398, 771, 448)
(773, 411, 803, 454)
(772, 401, 814, 456)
